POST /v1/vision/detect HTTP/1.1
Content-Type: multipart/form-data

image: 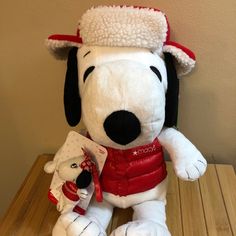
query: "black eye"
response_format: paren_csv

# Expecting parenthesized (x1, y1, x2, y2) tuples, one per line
(83, 50, 91, 58)
(150, 66, 162, 82)
(71, 163, 78, 168)
(83, 66, 95, 82)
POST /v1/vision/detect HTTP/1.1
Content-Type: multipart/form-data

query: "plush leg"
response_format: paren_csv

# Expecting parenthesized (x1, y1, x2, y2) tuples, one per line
(110, 200, 170, 236)
(53, 199, 113, 236)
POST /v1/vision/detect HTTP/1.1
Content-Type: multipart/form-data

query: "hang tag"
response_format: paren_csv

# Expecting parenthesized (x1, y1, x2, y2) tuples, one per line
(47, 131, 107, 214)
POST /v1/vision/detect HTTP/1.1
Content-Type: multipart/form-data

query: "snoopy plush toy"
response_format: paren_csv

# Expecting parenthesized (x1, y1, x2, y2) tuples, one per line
(44, 152, 93, 214)
(46, 6, 207, 236)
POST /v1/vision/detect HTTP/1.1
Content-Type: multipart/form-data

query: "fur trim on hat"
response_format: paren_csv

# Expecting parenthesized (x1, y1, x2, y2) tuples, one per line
(79, 6, 168, 52)
(45, 39, 79, 60)
(45, 5, 196, 75)
(46, 35, 82, 60)
(163, 43, 196, 76)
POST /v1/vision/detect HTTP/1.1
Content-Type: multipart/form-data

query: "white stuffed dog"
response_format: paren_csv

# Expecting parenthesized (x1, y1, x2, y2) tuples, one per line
(44, 154, 92, 213)
(46, 6, 207, 236)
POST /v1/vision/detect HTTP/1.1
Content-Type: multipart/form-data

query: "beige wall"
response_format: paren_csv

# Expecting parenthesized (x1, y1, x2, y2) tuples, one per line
(0, 0, 235, 217)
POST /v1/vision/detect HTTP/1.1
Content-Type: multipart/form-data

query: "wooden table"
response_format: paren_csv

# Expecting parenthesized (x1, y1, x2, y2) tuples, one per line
(0, 154, 235, 236)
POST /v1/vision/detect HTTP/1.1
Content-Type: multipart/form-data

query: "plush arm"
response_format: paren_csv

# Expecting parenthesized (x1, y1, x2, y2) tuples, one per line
(158, 127, 207, 181)
(77, 188, 88, 200)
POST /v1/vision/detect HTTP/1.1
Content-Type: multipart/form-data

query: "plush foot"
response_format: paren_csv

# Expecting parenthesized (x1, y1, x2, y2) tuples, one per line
(53, 211, 106, 236)
(110, 220, 170, 236)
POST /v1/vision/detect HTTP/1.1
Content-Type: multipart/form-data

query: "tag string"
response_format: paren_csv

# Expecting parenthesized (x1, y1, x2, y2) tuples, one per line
(80, 148, 103, 202)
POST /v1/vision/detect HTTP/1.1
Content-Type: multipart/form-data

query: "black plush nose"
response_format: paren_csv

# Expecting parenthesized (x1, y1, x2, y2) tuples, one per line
(76, 170, 92, 188)
(103, 110, 141, 145)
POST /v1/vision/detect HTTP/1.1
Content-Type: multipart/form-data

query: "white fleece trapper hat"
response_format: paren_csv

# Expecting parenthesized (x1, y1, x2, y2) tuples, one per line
(46, 5, 196, 76)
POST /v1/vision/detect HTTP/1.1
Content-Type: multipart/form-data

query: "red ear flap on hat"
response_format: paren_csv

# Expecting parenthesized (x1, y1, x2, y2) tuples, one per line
(46, 6, 196, 77)
(46, 33, 82, 60)
(163, 41, 196, 76)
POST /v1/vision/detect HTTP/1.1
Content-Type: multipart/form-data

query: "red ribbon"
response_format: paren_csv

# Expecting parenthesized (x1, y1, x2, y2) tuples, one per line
(80, 148, 103, 202)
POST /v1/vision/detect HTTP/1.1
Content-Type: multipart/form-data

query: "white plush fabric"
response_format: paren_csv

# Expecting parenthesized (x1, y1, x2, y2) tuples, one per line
(163, 45, 196, 76)
(57, 156, 84, 181)
(78, 45, 167, 91)
(45, 39, 80, 60)
(53, 212, 106, 236)
(79, 6, 167, 53)
(85, 198, 114, 230)
(158, 127, 207, 181)
(78, 46, 167, 149)
(111, 200, 170, 236)
(49, 43, 206, 236)
(53, 199, 113, 236)
(53, 199, 170, 236)
(103, 177, 168, 209)
(45, 6, 196, 76)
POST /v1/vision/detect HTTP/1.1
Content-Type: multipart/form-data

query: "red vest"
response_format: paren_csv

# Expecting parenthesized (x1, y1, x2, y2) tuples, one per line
(100, 138, 167, 196)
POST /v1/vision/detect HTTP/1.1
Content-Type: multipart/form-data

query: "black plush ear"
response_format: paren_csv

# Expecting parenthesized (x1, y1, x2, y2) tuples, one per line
(76, 170, 92, 188)
(64, 47, 81, 126)
(164, 53, 179, 127)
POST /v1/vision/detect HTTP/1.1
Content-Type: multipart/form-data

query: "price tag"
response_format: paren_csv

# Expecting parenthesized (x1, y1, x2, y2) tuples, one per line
(47, 131, 107, 214)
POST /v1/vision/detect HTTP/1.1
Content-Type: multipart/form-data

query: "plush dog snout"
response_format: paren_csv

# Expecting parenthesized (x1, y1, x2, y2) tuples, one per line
(76, 170, 92, 188)
(103, 110, 141, 145)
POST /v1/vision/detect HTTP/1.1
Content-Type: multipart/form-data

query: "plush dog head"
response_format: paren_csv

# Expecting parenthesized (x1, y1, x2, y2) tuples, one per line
(46, 6, 196, 149)
(44, 156, 92, 188)
(65, 45, 174, 149)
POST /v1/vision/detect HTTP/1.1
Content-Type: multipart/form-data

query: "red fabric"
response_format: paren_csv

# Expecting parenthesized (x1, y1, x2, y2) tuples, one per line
(48, 6, 170, 46)
(91, 164, 103, 202)
(100, 138, 167, 196)
(48, 189, 58, 205)
(48, 6, 198, 59)
(80, 148, 103, 202)
(165, 41, 196, 60)
(73, 205, 86, 215)
(48, 34, 83, 44)
(62, 181, 80, 201)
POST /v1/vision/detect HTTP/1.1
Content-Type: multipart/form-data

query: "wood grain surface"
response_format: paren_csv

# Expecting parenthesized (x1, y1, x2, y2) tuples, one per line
(0, 155, 235, 236)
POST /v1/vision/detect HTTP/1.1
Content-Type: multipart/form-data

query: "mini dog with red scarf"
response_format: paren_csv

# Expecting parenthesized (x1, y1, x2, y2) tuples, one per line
(44, 149, 102, 214)
(46, 6, 207, 236)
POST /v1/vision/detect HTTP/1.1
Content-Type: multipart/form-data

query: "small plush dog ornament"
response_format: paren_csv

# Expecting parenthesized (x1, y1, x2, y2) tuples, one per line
(46, 5, 207, 236)
(44, 148, 102, 214)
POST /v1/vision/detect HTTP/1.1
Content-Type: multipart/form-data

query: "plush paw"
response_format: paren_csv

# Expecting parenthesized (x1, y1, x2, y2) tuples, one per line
(56, 195, 66, 212)
(110, 220, 170, 236)
(174, 151, 207, 181)
(57, 202, 63, 212)
(77, 188, 88, 200)
(58, 211, 106, 236)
